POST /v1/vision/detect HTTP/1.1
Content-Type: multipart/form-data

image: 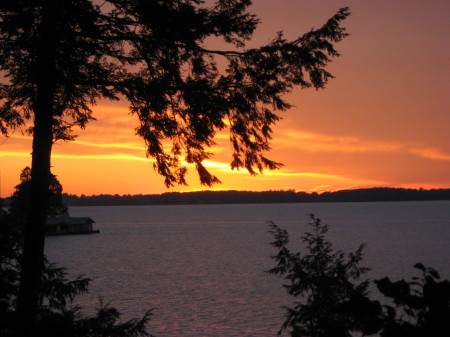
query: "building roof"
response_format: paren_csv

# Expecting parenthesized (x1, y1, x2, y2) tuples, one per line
(46, 216, 95, 225)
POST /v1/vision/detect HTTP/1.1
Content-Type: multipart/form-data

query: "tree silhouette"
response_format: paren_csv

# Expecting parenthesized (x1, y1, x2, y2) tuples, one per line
(268, 215, 382, 336)
(0, 212, 152, 337)
(9, 167, 68, 223)
(0, 1, 350, 335)
(268, 216, 450, 337)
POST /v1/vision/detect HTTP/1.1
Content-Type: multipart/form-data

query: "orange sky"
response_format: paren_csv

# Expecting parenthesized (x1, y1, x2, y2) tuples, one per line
(1, 0, 450, 197)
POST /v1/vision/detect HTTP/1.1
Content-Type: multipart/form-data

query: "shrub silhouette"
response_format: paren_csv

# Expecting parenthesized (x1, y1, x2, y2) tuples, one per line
(268, 214, 450, 337)
(0, 210, 152, 337)
(376, 263, 450, 337)
(268, 214, 382, 336)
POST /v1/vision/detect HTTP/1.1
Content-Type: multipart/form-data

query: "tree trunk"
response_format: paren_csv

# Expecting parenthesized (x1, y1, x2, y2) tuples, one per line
(15, 1, 58, 336)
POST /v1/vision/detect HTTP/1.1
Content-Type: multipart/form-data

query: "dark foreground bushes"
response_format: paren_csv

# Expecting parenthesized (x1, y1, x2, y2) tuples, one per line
(268, 214, 450, 337)
(0, 209, 152, 337)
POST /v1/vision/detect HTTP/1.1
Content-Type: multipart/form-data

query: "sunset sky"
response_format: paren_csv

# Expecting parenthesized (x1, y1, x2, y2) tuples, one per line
(1, 0, 449, 197)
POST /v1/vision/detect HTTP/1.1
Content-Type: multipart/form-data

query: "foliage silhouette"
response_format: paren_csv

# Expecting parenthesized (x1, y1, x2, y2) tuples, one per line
(268, 215, 450, 337)
(375, 263, 450, 337)
(9, 166, 68, 223)
(0, 211, 152, 337)
(0, 2, 351, 185)
(268, 214, 382, 336)
(0, 1, 350, 333)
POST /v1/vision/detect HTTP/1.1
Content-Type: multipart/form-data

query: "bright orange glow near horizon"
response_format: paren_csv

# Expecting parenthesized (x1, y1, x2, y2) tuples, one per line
(1, 0, 450, 197)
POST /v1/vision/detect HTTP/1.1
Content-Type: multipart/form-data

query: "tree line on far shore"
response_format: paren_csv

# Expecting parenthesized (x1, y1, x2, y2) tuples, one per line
(42, 187, 450, 207)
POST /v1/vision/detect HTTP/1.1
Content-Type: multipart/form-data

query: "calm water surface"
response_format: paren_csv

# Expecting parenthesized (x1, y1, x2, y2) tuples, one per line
(45, 201, 450, 337)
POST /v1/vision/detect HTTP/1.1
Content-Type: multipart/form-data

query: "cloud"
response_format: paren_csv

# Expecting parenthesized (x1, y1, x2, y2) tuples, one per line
(52, 153, 153, 162)
(72, 139, 144, 151)
(309, 185, 331, 192)
(273, 129, 450, 161)
(0, 151, 30, 157)
(408, 147, 450, 161)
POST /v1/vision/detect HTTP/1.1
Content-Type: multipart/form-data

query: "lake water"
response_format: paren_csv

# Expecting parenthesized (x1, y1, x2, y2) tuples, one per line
(45, 201, 450, 337)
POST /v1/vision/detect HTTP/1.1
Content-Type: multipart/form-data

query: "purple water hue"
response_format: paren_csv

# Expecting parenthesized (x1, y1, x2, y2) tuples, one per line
(45, 201, 450, 337)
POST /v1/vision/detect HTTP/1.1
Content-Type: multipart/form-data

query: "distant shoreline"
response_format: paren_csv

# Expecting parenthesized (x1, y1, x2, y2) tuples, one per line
(58, 187, 450, 207)
(3, 187, 449, 208)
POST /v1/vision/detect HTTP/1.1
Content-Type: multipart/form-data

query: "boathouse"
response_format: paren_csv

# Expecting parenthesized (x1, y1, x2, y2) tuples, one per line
(46, 216, 99, 235)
